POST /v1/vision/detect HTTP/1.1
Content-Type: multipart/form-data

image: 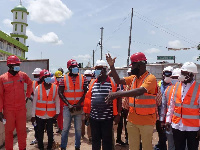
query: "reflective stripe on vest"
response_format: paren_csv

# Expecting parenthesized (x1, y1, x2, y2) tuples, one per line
(64, 74, 83, 93)
(166, 86, 174, 109)
(3, 81, 13, 84)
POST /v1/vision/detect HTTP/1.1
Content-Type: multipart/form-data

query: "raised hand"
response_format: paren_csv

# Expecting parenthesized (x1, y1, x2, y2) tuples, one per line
(106, 53, 116, 67)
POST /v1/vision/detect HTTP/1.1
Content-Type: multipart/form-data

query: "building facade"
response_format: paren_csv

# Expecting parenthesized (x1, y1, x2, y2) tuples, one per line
(0, 1, 28, 60)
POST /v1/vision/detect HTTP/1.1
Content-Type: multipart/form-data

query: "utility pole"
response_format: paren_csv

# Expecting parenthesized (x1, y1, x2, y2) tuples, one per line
(93, 50, 95, 67)
(100, 27, 104, 60)
(127, 8, 133, 67)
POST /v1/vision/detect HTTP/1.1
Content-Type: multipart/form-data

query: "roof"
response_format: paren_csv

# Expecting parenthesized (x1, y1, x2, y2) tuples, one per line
(11, 4, 29, 14)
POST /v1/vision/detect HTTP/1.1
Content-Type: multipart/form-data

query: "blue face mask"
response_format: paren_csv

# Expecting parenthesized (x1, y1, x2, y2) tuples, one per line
(95, 69, 102, 78)
(44, 77, 52, 84)
(34, 78, 40, 81)
(72, 67, 79, 74)
(13, 66, 20, 72)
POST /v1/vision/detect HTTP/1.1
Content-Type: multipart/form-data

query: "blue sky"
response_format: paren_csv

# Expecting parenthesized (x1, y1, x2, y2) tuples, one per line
(1, 0, 200, 72)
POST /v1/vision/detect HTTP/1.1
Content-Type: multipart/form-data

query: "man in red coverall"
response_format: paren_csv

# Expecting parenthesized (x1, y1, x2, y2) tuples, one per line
(0, 55, 33, 150)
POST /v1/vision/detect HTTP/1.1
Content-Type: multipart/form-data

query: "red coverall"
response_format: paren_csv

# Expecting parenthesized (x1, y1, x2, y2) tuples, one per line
(55, 80, 64, 130)
(0, 71, 32, 150)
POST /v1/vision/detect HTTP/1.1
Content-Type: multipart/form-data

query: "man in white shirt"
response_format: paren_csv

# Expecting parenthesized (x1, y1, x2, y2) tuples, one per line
(166, 62, 200, 150)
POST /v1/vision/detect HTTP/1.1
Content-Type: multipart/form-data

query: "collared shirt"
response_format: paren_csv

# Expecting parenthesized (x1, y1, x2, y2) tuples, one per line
(32, 85, 60, 119)
(0, 71, 33, 111)
(124, 71, 157, 125)
(166, 80, 200, 131)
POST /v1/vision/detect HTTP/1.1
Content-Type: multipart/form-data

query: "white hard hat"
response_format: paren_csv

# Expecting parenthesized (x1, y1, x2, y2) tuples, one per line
(84, 70, 92, 75)
(181, 62, 198, 74)
(32, 68, 42, 75)
(172, 68, 181, 77)
(95, 60, 107, 68)
(92, 70, 95, 74)
(127, 68, 131, 73)
(163, 66, 173, 72)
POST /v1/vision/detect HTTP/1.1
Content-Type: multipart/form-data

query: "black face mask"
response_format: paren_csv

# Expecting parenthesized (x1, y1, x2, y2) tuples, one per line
(131, 68, 139, 76)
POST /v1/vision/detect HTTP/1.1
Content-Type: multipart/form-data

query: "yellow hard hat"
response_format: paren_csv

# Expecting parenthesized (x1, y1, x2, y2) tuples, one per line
(55, 71, 62, 78)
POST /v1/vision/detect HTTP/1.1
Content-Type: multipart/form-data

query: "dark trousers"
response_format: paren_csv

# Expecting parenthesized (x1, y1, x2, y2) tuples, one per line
(117, 108, 129, 141)
(172, 128, 199, 150)
(156, 120, 167, 150)
(36, 117, 54, 150)
(90, 118, 113, 150)
(34, 124, 39, 140)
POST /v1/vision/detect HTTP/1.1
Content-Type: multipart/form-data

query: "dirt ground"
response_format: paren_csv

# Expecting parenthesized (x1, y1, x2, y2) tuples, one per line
(1, 121, 199, 150)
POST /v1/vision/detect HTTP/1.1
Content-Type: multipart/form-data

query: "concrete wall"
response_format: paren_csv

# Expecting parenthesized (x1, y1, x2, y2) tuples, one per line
(0, 59, 49, 148)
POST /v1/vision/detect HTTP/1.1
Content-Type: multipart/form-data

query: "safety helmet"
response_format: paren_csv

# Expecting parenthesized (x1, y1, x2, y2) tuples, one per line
(95, 60, 107, 68)
(84, 70, 92, 75)
(67, 59, 78, 68)
(127, 68, 131, 73)
(181, 62, 198, 74)
(163, 66, 173, 72)
(40, 69, 51, 79)
(172, 68, 181, 77)
(32, 68, 42, 75)
(7, 55, 21, 65)
(55, 71, 62, 78)
(130, 52, 147, 63)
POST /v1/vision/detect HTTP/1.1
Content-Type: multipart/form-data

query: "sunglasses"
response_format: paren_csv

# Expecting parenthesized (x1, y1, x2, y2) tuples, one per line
(163, 72, 172, 77)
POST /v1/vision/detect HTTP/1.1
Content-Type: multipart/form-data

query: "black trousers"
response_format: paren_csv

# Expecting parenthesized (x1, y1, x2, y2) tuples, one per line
(90, 118, 113, 150)
(116, 108, 129, 141)
(156, 120, 167, 150)
(172, 128, 199, 150)
(36, 117, 54, 150)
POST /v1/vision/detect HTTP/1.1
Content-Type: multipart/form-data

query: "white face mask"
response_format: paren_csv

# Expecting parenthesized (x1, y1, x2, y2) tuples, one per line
(178, 74, 186, 82)
(164, 77, 172, 83)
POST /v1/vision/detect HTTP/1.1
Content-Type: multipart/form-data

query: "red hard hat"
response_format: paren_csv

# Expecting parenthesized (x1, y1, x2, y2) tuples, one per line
(130, 52, 147, 63)
(40, 69, 50, 79)
(67, 59, 78, 68)
(7, 55, 21, 65)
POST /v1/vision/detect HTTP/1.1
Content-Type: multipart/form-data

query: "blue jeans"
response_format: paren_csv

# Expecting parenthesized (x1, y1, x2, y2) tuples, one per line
(61, 106, 82, 149)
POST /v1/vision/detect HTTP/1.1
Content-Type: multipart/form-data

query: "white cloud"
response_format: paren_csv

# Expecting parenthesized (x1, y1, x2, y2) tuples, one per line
(72, 54, 91, 62)
(2, 19, 12, 28)
(168, 40, 183, 48)
(27, 29, 63, 45)
(27, 0, 72, 24)
(144, 48, 161, 54)
(111, 46, 121, 49)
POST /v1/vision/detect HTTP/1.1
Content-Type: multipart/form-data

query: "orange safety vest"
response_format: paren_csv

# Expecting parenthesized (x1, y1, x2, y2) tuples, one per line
(32, 81, 38, 92)
(164, 85, 174, 112)
(172, 81, 200, 127)
(129, 73, 157, 115)
(83, 77, 118, 115)
(35, 83, 57, 117)
(64, 73, 84, 105)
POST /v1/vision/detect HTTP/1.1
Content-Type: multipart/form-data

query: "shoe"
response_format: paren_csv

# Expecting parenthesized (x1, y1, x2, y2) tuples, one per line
(116, 139, 126, 146)
(89, 137, 92, 143)
(30, 139, 38, 145)
(56, 128, 62, 134)
(75, 148, 80, 150)
(125, 139, 129, 145)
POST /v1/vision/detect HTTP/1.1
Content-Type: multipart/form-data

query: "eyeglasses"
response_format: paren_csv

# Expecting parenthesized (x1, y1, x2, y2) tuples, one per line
(163, 72, 172, 77)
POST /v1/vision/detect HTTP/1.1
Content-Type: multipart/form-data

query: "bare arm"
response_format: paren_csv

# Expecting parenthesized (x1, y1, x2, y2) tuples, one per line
(58, 86, 73, 108)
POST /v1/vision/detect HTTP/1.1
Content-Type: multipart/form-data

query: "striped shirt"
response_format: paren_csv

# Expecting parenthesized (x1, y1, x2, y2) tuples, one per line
(90, 77, 115, 120)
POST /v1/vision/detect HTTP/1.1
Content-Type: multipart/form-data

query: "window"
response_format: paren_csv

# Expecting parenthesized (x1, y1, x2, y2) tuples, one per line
(15, 12, 17, 19)
(21, 25, 23, 32)
(15, 24, 17, 31)
(13, 47, 16, 55)
(22, 12, 23, 19)
(0, 41, 3, 49)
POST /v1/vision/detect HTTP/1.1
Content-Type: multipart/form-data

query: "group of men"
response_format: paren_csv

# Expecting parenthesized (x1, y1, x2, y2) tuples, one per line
(0, 52, 199, 150)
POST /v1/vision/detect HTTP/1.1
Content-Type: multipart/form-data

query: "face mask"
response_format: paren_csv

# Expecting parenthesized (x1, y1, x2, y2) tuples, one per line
(95, 69, 102, 78)
(72, 67, 79, 74)
(178, 74, 186, 82)
(13, 66, 20, 72)
(171, 79, 179, 85)
(85, 76, 92, 82)
(50, 77, 55, 83)
(34, 78, 40, 81)
(131, 68, 139, 76)
(44, 77, 52, 84)
(164, 77, 172, 83)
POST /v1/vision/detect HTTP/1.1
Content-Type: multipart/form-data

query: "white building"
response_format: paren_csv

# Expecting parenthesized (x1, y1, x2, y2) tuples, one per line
(0, 1, 29, 60)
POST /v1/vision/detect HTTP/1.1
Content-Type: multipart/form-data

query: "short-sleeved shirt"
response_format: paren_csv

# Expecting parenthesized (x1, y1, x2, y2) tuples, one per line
(124, 71, 157, 125)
